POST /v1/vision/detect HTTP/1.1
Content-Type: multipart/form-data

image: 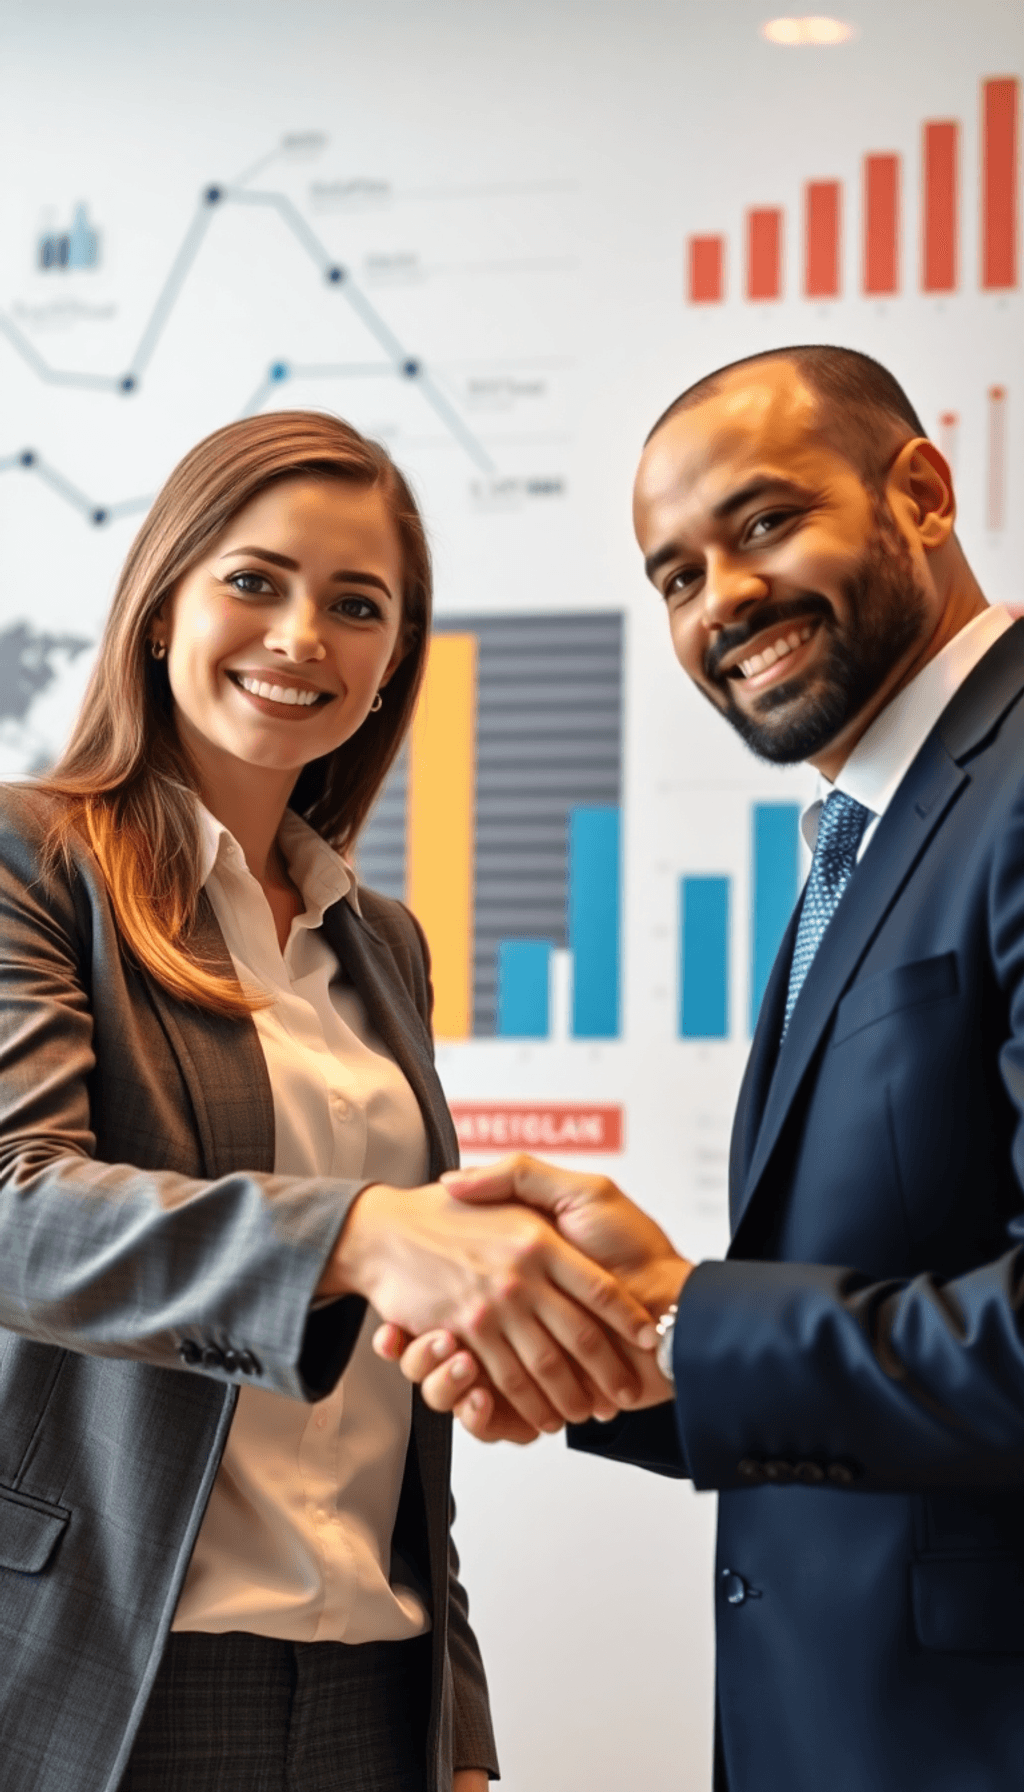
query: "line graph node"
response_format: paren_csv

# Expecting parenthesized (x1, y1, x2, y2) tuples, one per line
(326, 266, 346, 284)
(19, 451, 35, 467)
(270, 362, 289, 381)
(204, 187, 223, 206)
(92, 509, 108, 526)
(119, 375, 137, 392)
(403, 359, 421, 378)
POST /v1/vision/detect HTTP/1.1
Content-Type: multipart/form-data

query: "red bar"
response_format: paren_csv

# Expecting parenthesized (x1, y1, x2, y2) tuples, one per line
(450, 1102, 624, 1154)
(922, 122, 958, 292)
(863, 154, 900, 294)
(747, 209, 782, 300)
(688, 235, 724, 303)
(804, 182, 841, 297)
(982, 78, 1019, 290)
(987, 386, 1007, 530)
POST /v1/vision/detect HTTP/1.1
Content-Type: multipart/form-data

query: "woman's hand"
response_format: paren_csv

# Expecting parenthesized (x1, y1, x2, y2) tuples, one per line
(318, 1179, 659, 1433)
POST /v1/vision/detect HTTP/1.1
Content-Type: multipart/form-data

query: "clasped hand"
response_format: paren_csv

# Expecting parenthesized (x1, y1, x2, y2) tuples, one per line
(362, 1154, 692, 1442)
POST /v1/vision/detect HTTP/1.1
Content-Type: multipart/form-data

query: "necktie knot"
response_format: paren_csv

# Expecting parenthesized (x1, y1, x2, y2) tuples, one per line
(781, 789, 873, 1040)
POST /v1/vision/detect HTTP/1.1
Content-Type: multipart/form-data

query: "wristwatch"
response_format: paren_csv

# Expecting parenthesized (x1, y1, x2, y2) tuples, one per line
(654, 1303, 678, 1383)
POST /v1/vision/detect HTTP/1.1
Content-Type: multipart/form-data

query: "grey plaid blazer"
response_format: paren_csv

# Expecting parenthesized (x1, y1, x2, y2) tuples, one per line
(0, 785, 497, 1792)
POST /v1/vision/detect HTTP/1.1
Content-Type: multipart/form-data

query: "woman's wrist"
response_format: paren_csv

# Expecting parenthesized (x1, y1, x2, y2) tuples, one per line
(316, 1182, 392, 1301)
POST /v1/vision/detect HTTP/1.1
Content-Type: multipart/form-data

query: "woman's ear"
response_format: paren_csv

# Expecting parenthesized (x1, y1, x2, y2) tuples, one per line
(886, 438, 956, 553)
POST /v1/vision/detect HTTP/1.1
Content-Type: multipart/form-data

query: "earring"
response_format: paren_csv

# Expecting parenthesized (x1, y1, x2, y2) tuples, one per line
(149, 639, 167, 662)
(370, 691, 383, 712)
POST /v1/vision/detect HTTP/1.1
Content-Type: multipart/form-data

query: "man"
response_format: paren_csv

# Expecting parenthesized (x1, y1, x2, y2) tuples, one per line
(380, 347, 1024, 1791)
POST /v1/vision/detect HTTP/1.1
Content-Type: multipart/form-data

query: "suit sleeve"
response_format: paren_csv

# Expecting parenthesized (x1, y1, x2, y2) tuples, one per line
(666, 784, 1024, 1496)
(0, 794, 367, 1399)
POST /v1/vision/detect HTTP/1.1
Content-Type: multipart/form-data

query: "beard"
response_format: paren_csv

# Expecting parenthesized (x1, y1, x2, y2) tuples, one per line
(704, 502, 930, 765)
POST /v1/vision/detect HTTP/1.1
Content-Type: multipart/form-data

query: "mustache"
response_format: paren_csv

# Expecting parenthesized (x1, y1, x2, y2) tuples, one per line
(704, 593, 835, 684)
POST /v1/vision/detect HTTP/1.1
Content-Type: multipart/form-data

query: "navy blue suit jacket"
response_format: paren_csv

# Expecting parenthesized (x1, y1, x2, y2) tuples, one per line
(573, 620, 1024, 1791)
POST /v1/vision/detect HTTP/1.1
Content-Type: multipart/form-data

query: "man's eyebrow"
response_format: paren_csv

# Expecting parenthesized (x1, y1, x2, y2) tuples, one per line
(643, 477, 812, 582)
(219, 545, 395, 599)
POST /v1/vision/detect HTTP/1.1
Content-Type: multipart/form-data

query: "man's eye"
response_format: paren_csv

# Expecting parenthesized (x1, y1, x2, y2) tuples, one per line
(748, 509, 794, 539)
(665, 567, 702, 599)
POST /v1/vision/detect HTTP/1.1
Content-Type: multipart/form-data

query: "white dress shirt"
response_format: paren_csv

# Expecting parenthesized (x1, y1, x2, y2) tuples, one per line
(172, 807, 431, 1644)
(802, 606, 1014, 857)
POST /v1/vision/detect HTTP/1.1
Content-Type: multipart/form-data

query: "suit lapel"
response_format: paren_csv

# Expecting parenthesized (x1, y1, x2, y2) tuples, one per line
(729, 619, 1024, 1248)
(323, 900, 460, 1178)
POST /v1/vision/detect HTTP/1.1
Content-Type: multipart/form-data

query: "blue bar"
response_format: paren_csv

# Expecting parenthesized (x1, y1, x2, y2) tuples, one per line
(750, 802, 801, 1031)
(680, 877, 730, 1038)
(569, 806, 621, 1038)
(496, 940, 551, 1037)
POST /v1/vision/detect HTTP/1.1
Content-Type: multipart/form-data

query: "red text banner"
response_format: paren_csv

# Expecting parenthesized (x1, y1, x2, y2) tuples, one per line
(450, 1102, 624, 1154)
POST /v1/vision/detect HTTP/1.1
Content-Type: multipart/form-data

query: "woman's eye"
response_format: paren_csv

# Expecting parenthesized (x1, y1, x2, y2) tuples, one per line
(228, 571, 274, 596)
(333, 594, 381, 621)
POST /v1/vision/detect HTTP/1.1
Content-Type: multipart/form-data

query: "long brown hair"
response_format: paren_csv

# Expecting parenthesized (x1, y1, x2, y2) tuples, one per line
(42, 411, 431, 1016)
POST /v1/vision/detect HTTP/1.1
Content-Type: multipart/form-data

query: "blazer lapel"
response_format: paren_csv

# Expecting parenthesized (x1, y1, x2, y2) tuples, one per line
(323, 900, 460, 1178)
(143, 892, 276, 1180)
(728, 618, 1024, 1248)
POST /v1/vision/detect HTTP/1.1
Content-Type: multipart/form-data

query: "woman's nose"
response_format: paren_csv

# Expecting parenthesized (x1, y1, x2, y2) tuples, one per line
(264, 598, 326, 661)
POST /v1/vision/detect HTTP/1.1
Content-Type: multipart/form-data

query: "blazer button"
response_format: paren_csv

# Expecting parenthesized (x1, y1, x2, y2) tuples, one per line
(201, 1346, 224, 1370)
(794, 1461, 825, 1485)
(826, 1462, 859, 1488)
(737, 1458, 764, 1483)
(178, 1340, 201, 1366)
(221, 1350, 240, 1374)
(238, 1350, 262, 1377)
(763, 1460, 794, 1484)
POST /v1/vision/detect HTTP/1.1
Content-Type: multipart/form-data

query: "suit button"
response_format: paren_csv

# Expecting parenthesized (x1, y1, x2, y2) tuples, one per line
(826, 1461, 859, 1488)
(763, 1460, 794, 1484)
(737, 1459, 764, 1483)
(178, 1340, 201, 1366)
(794, 1461, 825, 1485)
(238, 1350, 262, 1377)
(201, 1346, 224, 1370)
(721, 1570, 748, 1606)
(221, 1350, 240, 1374)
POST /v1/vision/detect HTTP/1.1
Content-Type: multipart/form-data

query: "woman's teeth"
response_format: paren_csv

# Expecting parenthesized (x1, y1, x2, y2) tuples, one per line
(738, 624, 814, 680)
(236, 674, 322, 707)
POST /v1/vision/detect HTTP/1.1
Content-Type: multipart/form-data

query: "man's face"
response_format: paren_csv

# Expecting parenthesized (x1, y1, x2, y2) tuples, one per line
(633, 365, 935, 768)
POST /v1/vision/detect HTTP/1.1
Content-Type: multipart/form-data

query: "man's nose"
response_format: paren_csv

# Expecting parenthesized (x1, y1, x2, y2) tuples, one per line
(264, 596, 326, 661)
(702, 553, 769, 627)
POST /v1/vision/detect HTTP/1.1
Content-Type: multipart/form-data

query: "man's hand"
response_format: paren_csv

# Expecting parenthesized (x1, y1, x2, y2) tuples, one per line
(318, 1178, 660, 1434)
(373, 1156, 692, 1441)
(452, 1773, 489, 1792)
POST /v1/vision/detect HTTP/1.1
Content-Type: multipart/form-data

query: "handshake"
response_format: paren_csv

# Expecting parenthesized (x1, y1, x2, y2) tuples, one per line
(321, 1153, 692, 1443)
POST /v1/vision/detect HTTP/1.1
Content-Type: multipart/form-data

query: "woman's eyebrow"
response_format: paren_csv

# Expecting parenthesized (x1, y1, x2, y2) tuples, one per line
(218, 545, 395, 599)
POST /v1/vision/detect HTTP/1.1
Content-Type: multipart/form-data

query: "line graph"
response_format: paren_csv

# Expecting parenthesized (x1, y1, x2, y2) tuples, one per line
(0, 172, 497, 525)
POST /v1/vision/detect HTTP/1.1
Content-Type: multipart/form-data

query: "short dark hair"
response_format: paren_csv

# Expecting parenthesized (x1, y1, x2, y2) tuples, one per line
(646, 345, 927, 483)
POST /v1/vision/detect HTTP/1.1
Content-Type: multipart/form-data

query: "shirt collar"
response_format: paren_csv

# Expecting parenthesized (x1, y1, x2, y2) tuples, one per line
(196, 802, 362, 921)
(807, 606, 1014, 833)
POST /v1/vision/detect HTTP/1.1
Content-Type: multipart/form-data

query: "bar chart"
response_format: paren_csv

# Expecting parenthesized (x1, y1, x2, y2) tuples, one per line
(357, 612, 624, 1042)
(686, 75, 1019, 304)
(678, 802, 801, 1040)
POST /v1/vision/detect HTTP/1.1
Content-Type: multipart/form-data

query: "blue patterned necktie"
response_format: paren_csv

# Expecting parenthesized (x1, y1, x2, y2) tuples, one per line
(781, 789, 873, 1041)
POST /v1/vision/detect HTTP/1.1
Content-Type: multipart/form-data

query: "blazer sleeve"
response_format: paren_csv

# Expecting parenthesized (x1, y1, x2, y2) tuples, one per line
(0, 790, 368, 1400)
(665, 786, 1024, 1497)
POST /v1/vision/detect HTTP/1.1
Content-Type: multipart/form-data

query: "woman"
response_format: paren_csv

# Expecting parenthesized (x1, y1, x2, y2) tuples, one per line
(0, 411, 652, 1792)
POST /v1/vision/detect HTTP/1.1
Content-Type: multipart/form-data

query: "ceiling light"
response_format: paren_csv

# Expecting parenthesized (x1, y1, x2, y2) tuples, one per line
(762, 17, 856, 45)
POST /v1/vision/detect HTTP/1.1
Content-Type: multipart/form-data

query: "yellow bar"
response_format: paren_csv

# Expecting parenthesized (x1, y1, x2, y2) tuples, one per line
(406, 634, 477, 1039)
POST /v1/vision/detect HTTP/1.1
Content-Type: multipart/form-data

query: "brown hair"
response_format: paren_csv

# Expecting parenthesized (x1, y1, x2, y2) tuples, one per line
(41, 410, 430, 1016)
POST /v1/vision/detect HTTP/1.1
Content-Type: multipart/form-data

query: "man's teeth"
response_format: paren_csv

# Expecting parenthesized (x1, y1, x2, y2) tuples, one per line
(236, 674, 322, 707)
(738, 624, 814, 679)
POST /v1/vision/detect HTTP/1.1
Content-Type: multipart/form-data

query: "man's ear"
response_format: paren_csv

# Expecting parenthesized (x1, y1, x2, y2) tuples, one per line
(886, 438, 956, 553)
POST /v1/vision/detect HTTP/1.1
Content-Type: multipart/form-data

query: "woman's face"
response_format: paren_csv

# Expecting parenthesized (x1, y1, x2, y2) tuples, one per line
(158, 475, 406, 799)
